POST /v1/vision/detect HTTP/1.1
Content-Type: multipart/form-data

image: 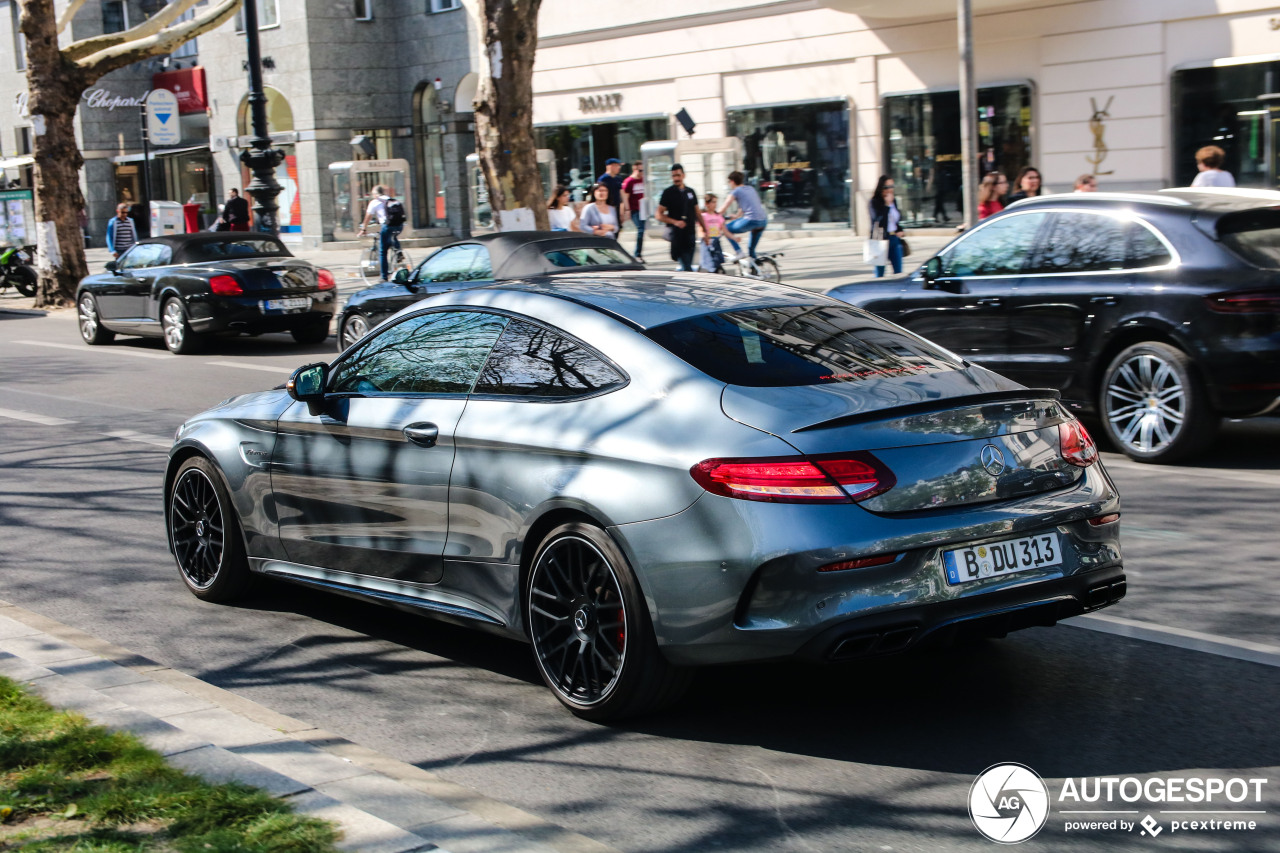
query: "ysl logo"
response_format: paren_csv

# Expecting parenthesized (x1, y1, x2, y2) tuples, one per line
(1086, 96, 1115, 176)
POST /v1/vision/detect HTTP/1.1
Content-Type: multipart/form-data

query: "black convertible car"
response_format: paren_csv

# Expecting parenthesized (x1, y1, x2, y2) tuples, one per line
(335, 232, 641, 350)
(829, 189, 1280, 463)
(77, 233, 337, 354)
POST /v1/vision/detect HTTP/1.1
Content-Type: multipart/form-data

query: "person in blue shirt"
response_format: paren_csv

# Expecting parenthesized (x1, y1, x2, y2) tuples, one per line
(718, 171, 769, 259)
(105, 204, 138, 258)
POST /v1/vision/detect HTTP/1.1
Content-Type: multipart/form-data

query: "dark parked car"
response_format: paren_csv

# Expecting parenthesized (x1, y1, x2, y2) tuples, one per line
(828, 189, 1280, 463)
(335, 231, 641, 350)
(77, 233, 337, 354)
(167, 274, 1123, 720)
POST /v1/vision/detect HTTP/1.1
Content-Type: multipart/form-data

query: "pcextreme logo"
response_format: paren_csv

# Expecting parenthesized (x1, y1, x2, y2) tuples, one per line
(968, 765, 1269, 844)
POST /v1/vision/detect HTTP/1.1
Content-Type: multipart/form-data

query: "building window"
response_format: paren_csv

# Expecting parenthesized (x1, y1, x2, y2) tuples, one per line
(235, 0, 279, 31)
(535, 118, 666, 201)
(170, 4, 197, 58)
(1172, 60, 1278, 189)
(351, 129, 393, 161)
(102, 0, 128, 34)
(882, 84, 1031, 229)
(16, 126, 32, 155)
(727, 101, 851, 226)
(430, 0, 460, 12)
(355, 0, 373, 20)
(10, 2, 24, 70)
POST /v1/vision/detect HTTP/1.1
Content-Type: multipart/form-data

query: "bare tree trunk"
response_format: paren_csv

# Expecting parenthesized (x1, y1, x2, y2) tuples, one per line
(474, 0, 548, 232)
(21, 0, 90, 308)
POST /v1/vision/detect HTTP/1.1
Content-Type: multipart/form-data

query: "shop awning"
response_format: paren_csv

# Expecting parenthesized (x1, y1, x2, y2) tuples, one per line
(110, 146, 209, 164)
(0, 156, 34, 169)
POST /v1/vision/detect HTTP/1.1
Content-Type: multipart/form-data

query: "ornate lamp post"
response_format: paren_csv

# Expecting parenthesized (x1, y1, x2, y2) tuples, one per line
(239, 0, 283, 234)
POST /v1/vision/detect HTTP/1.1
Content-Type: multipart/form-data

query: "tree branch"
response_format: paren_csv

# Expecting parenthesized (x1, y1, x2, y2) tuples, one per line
(55, 0, 92, 35)
(64, 0, 211, 63)
(74, 0, 239, 77)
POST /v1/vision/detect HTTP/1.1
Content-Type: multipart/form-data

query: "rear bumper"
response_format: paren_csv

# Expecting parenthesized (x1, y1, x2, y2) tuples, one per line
(186, 292, 336, 335)
(794, 565, 1126, 661)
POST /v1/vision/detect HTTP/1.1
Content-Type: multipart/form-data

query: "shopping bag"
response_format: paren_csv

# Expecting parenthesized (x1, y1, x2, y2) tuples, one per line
(698, 242, 715, 272)
(863, 238, 889, 266)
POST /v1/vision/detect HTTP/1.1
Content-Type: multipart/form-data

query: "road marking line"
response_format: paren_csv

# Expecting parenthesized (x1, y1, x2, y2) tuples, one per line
(15, 340, 170, 359)
(1101, 454, 1280, 487)
(207, 360, 291, 374)
(1069, 613, 1280, 668)
(0, 407, 74, 426)
(102, 430, 171, 448)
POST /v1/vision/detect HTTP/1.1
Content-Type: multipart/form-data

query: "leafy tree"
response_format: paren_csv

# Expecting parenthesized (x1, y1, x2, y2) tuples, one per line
(20, 0, 241, 307)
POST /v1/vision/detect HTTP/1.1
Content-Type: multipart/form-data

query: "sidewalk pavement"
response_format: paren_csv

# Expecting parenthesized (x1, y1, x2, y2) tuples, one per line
(0, 598, 619, 853)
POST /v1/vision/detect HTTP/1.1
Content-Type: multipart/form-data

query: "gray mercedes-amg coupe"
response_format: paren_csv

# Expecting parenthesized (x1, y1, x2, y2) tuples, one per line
(165, 273, 1124, 720)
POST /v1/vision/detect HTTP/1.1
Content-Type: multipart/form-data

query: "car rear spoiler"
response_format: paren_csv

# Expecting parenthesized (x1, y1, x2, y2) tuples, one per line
(791, 389, 1063, 433)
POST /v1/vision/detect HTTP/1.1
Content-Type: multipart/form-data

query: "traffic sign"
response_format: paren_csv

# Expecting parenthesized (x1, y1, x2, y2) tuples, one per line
(146, 89, 180, 146)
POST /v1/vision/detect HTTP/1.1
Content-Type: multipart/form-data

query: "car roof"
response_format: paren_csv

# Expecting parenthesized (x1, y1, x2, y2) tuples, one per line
(478, 271, 830, 330)
(129, 232, 292, 264)
(441, 231, 644, 278)
(1006, 188, 1280, 221)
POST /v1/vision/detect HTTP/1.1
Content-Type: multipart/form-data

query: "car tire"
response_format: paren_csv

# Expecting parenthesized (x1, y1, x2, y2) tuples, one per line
(291, 320, 330, 345)
(162, 297, 203, 354)
(526, 522, 691, 721)
(1099, 341, 1218, 463)
(338, 313, 370, 351)
(12, 265, 37, 297)
(77, 292, 115, 345)
(168, 456, 252, 602)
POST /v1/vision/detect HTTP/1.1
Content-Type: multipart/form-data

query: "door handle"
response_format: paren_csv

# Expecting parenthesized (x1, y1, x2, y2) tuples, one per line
(975, 297, 1003, 307)
(1090, 296, 1119, 305)
(403, 422, 439, 447)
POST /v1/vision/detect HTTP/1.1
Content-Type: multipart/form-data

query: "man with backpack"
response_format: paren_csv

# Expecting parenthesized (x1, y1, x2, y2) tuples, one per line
(357, 185, 408, 281)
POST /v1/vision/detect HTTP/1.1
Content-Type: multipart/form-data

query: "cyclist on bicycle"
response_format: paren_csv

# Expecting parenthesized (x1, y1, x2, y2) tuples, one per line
(357, 185, 406, 282)
(718, 171, 769, 261)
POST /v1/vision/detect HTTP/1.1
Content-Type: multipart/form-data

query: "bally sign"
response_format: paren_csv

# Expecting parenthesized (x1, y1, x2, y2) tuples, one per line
(579, 93, 623, 114)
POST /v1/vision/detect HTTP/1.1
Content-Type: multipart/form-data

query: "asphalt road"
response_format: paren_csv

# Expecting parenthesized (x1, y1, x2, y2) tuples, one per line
(2, 305, 1278, 852)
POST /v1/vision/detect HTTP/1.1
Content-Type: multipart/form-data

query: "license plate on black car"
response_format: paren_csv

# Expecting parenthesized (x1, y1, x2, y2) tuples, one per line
(260, 297, 311, 312)
(943, 533, 1062, 585)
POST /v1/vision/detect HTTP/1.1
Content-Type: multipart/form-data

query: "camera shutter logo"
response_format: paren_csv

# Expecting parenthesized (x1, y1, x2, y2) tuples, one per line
(969, 763, 1050, 844)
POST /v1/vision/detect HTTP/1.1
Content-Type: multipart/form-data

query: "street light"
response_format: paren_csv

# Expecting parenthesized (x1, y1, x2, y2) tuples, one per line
(239, 0, 284, 234)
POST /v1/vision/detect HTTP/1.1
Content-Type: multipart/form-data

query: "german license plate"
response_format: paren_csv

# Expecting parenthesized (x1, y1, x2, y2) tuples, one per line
(943, 533, 1062, 585)
(260, 297, 311, 312)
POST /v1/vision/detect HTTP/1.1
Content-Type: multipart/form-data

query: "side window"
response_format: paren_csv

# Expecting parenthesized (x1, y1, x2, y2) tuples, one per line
(469, 248, 493, 280)
(474, 319, 626, 398)
(418, 245, 483, 283)
(1029, 212, 1128, 273)
(151, 246, 174, 267)
(940, 212, 1046, 277)
(1127, 223, 1173, 269)
(329, 311, 507, 395)
(119, 245, 160, 270)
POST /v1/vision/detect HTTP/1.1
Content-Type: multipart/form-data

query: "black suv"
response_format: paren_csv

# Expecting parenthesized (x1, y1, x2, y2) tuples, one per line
(828, 189, 1280, 463)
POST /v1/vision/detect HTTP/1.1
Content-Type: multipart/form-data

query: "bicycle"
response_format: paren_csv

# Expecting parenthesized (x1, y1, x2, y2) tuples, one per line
(711, 244, 783, 283)
(358, 232, 413, 284)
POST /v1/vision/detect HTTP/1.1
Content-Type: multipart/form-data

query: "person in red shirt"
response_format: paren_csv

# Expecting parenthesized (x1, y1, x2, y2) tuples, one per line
(621, 160, 646, 261)
(978, 172, 1009, 219)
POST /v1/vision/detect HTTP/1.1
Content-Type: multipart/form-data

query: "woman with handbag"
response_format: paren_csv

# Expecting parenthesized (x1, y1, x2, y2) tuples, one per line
(867, 175, 905, 277)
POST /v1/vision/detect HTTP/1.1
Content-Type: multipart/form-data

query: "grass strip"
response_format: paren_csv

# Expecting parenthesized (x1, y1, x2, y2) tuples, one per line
(0, 675, 341, 851)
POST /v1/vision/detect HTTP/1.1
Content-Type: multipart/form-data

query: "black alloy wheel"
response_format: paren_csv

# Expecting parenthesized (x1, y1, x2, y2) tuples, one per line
(168, 456, 251, 601)
(527, 522, 690, 720)
(1099, 341, 1217, 463)
(77, 292, 114, 345)
(291, 320, 330, 344)
(338, 313, 370, 351)
(162, 297, 203, 354)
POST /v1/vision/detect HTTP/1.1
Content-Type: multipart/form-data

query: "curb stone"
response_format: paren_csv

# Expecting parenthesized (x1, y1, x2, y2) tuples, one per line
(0, 599, 620, 853)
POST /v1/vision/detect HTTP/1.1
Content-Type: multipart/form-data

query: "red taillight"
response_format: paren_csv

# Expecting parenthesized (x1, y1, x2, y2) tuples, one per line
(317, 268, 336, 290)
(690, 453, 894, 503)
(1088, 513, 1120, 526)
(818, 553, 900, 572)
(1204, 289, 1280, 313)
(1059, 419, 1098, 467)
(210, 274, 242, 296)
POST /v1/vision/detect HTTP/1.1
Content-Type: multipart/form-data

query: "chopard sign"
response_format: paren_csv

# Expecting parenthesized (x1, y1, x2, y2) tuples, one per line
(579, 93, 623, 114)
(82, 89, 150, 111)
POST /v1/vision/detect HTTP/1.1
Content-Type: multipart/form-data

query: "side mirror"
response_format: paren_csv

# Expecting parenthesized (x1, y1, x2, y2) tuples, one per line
(105, 260, 119, 273)
(287, 362, 329, 416)
(922, 256, 942, 287)
(393, 267, 411, 285)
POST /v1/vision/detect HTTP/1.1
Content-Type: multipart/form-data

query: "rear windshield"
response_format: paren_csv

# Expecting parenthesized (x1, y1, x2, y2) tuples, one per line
(1218, 209, 1280, 268)
(181, 238, 290, 262)
(644, 304, 964, 387)
(544, 247, 632, 267)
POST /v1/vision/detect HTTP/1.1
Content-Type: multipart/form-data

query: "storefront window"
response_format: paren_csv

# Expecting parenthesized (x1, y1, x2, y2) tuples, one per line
(536, 119, 666, 201)
(1172, 61, 1278, 189)
(727, 101, 850, 226)
(883, 85, 1031, 228)
(413, 85, 447, 227)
